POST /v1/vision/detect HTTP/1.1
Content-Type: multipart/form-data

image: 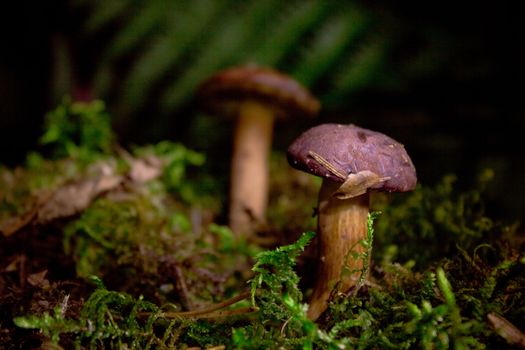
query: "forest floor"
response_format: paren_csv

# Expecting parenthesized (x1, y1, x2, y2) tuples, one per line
(1, 100, 524, 349)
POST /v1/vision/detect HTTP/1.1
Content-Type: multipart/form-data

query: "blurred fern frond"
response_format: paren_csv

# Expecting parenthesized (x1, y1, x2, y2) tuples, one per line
(291, 7, 368, 87)
(117, 0, 232, 112)
(73, 0, 439, 135)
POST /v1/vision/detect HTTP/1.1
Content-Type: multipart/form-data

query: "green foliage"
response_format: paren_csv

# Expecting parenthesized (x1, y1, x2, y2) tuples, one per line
(40, 98, 114, 162)
(14, 277, 171, 349)
(76, 277, 163, 349)
(1, 99, 116, 203)
(249, 231, 314, 322)
(209, 223, 260, 257)
(373, 169, 499, 268)
(132, 141, 217, 205)
(314, 173, 523, 350)
(61, 190, 244, 297)
(235, 231, 347, 349)
(320, 266, 487, 350)
(234, 214, 382, 349)
(14, 302, 82, 344)
(63, 198, 140, 277)
(405, 268, 485, 350)
(13, 234, 319, 349)
(181, 320, 236, 348)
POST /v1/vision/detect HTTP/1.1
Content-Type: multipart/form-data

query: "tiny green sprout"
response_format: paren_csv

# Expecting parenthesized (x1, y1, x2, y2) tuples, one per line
(343, 211, 381, 293)
(14, 302, 82, 344)
(437, 267, 456, 307)
(406, 301, 422, 319)
(209, 223, 236, 253)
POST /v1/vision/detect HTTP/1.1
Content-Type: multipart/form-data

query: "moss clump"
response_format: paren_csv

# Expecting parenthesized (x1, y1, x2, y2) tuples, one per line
(372, 169, 505, 269)
(39, 98, 114, 162)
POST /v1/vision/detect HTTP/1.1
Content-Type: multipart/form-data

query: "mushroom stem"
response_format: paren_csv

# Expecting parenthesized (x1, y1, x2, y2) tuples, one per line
(229, 100, 274, 236)
(308, 179, 370, 320)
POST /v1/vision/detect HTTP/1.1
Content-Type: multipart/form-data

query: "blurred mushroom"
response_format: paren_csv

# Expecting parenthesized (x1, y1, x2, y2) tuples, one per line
(287, 123, 417, 320)
(198, 65, 320, 236)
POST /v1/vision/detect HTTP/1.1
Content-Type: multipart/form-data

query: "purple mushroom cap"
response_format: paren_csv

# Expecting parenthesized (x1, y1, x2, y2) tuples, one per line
(287, 123, 417, 193)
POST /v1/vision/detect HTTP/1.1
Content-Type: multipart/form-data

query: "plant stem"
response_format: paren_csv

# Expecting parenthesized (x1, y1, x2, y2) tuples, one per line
(161, 290, 253, 319)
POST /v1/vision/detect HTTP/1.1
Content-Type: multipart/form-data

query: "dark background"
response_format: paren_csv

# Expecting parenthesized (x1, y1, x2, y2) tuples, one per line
(0, 1, 523, 222)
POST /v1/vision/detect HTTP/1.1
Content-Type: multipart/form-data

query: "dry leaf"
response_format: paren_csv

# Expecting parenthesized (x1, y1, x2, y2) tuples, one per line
(129, 156, 163, 183)
(0, 207, 38, 237)
(35, 175, 123, 224)
(332, 170, 390, 199)
(4, 255, 24, 272)
(27, 270, 50, 288)
(0, 175, 122, 237)
(0, 153, 165, 237)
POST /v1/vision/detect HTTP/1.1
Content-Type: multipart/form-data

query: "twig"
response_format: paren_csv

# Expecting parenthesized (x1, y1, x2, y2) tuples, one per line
(488, 312, 525, 349)
(165, 306, 257, 320)
(308, 151, 346, 180)
(174, 264, 194, 310)
(139, 290, 255, 320)
(162, 290, 252, 318)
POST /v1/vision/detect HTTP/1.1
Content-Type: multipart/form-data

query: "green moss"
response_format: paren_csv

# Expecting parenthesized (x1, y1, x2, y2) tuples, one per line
(372, 169, 506, 269)
(40, 98, 114, 162)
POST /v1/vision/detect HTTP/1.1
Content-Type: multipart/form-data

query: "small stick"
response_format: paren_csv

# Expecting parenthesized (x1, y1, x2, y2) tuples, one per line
(488, 312, 525, 348)
(168, 306, 257, 320)
(174, 264, 194, 310)
(308, 151, 346, 180)
(160, 290, 252, 319)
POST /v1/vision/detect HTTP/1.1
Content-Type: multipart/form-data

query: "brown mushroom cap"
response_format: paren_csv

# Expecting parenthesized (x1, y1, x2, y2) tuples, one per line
(197, 65, 320, 119)
(287, 123, 417, 192)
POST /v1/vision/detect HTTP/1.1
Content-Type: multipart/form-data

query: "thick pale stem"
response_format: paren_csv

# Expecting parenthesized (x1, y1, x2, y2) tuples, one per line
(307, 179, 370, 320)
(229, 101, 274, 236)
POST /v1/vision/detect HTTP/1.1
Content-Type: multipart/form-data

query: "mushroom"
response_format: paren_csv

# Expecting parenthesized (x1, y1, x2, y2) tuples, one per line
(287, 123, 417, 320)
(198, 65, 320, 236)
